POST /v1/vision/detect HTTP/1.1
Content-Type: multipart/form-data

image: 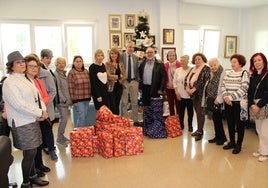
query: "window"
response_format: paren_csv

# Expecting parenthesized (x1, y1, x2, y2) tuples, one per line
(183, 29, 200, 60)
(34, 26, 62, 60)
(0, 20, 95, 75)
(0, 24, 31, 67)
(182, 26, 220, 61)
(203, 29, 220, 60)
(66, 25, 93, 65)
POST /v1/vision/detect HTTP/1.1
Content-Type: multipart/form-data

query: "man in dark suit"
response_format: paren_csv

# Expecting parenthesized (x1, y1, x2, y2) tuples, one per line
(120, 41, 140, 125)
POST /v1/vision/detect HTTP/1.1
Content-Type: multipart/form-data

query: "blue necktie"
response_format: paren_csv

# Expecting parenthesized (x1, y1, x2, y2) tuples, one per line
(127, 55, 131, 82)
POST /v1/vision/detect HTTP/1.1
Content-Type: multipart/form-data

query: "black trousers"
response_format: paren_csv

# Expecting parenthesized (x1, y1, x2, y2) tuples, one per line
(212, 109, 227, 141)
(225, 102, 245, 147)
(178, 98, 193, 129)
(108, 84, 123, 115)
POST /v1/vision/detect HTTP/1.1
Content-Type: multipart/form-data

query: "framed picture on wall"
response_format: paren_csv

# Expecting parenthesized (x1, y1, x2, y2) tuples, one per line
(224, 35, 237, 58)
(123, 32, 134, 46)
(163, 28, 175, 44)
(125, 14, 136, 29)
(108, 14, 122, 31)
(162, 47, 176, 62)
(110, 32, 122, 49)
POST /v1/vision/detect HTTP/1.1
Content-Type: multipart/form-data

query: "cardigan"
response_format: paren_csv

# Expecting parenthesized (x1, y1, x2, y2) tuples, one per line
(3, 73, 45, 127)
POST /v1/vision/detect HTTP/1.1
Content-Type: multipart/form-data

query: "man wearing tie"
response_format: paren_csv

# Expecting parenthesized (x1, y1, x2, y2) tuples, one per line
(120, 41, 140, 125)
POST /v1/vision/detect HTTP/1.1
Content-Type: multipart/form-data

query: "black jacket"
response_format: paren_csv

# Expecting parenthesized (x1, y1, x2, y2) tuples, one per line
(139, 58, 166, 97)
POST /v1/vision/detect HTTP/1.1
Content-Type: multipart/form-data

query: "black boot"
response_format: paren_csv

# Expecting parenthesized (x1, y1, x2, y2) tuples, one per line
(21, 182, 32, 188)
(30, 177, 49, 186)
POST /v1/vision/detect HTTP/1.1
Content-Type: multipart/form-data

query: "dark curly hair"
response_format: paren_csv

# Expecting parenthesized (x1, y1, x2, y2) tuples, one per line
(230, 54, 246, 67)
(191, 53, 207, 64)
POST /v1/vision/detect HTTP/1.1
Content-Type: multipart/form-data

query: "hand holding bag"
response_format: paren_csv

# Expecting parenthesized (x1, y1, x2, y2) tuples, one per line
(249, 73, 268, 121)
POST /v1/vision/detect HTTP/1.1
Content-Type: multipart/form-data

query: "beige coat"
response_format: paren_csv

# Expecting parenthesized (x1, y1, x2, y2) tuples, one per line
(105, 61, 126, 92)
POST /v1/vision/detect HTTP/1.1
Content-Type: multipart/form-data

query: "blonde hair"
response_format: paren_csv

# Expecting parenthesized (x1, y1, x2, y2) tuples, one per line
(180, 55, 189, 62)
(55, 57, 67, 66)
(94, 49, 105, 60)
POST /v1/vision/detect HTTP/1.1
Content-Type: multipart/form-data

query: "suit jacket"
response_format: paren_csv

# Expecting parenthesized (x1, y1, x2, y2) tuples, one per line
(120, 52, 139, 81)
(139, 58, 166, 97)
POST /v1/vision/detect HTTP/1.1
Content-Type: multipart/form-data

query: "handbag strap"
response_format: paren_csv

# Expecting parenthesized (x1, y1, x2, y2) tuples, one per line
(253, 73, 267, 99)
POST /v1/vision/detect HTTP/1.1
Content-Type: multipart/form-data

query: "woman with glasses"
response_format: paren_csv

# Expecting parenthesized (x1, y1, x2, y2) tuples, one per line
(3, 51, 49, 188)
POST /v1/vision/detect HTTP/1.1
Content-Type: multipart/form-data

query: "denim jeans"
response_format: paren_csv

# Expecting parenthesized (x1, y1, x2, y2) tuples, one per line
(74, 100, 90, 127)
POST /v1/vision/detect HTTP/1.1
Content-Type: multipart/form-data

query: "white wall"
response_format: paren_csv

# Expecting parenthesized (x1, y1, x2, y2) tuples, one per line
(0, 0, 268, 70)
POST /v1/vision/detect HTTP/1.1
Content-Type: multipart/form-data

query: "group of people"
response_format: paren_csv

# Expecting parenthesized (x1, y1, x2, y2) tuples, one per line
(170, 51, 268, 160)
(1, 42, 268, 187)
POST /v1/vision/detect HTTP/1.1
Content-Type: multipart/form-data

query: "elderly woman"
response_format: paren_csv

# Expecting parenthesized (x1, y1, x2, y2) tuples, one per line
(173, 55, 193, 131)
(164, 50, 181, 116)
(205, 58, 227, 145)
(185, 53, 210, 141)
(248, 53, 268, 161)
(221, 54, 249, 154)
(105, 47, 126, 115)
(54, 57, 72, 146)
(3, 51, 49, 188)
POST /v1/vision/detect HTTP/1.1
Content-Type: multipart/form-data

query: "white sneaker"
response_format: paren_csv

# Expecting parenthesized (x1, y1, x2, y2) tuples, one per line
(253, 152, 261, 157)
(258, 155, 268, 162)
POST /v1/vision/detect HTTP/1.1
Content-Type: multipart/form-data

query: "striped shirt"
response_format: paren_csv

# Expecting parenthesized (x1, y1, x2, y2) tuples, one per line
(221, 70, 249, 101)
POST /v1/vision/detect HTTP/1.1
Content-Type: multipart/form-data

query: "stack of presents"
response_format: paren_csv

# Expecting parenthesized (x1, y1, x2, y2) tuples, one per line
(70, 99, 183, 159)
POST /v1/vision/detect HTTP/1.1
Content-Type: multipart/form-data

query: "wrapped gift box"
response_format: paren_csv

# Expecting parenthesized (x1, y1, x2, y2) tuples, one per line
(70, 126, 95, 157)
(97, 131, 114, 158)
(165, 115, 182, 138)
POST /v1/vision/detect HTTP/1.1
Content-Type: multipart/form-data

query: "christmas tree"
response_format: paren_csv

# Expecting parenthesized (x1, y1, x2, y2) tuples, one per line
(134, 10, 155, 58)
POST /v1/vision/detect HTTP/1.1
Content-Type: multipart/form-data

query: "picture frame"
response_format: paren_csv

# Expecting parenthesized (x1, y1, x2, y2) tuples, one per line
(163, 29, 175, 44)
(161, 47, 176, 62)
(110, 32, 122, 49)
(125, 14, 136, 29)
(224, 35, 237, 58)
(123, 32, 134, 46)
(108, 14, 122, 31)
(149, 35, 155, 45)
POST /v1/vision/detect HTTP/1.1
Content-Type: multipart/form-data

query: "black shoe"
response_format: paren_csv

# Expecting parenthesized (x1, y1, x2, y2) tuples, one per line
(30, 177, 49, 186)
(36, 165, 50, 173)
(208, 137, 217, 143)
(21, 182, 31, 188)
(195, 133, 203, 141)
(188, 127, 193, 132)
(43, 148, 49, 155)
(191, 130, 203, 137)
(36, 168, 45, 177)
(232, 146, 241, 154)
(223, 142, 236, 150)
(191, 130, 199, 136)
(216, 138, 227, 145)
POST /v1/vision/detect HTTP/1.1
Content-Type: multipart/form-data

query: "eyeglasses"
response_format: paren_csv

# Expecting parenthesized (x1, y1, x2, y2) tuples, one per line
(27, 65, 39, 69)
(146, 51, 154, 54)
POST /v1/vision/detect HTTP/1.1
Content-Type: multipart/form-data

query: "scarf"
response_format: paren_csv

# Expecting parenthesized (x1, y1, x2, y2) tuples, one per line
(206, 65, 223, 98)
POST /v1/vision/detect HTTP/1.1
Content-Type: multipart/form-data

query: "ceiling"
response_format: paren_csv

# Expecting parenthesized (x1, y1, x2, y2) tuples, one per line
(182, 0, 268, 8)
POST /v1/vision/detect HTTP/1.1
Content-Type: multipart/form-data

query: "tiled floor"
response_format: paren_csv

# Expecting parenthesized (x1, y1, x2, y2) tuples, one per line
(8, 116, 268, 188)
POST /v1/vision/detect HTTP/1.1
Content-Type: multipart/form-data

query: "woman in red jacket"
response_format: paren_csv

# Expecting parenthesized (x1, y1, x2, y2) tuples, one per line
(164, 50, 181, 116)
